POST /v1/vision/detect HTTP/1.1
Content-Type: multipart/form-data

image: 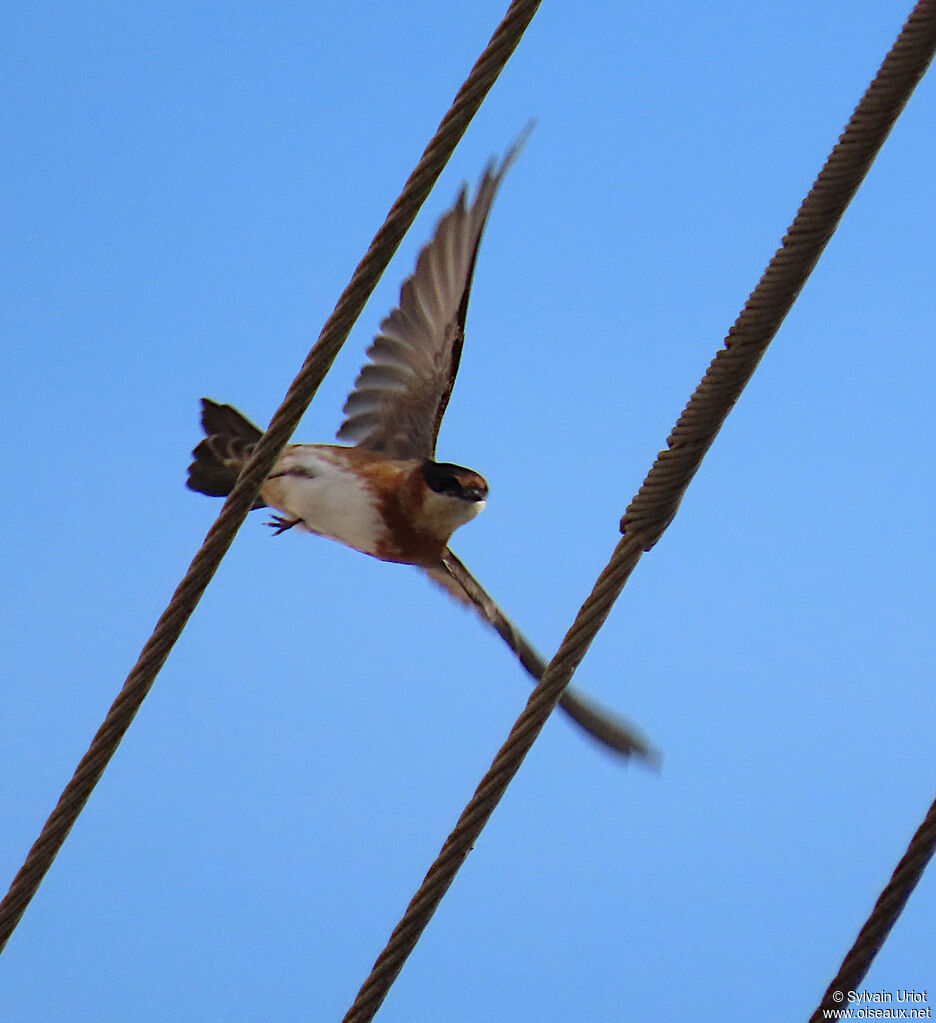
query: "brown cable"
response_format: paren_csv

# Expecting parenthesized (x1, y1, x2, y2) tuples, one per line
(342, 3, 936, 1019)
(0, 0, 544, 953)
(344, 535, 647, 1023)
(809, 794, 936, 1021)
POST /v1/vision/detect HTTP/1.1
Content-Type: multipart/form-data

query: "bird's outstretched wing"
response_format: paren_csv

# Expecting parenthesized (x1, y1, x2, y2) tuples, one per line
(425, 550, 660, 764)
(336, 134, 527, 459)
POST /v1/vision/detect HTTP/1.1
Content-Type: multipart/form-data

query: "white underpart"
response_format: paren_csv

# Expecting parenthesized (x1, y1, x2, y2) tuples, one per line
(422, 491, 485, 533)
(263, 447, 385, 556)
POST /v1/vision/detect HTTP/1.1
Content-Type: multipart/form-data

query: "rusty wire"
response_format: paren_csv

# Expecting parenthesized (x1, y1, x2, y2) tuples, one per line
(809, 793, 936, 1020)
(341, 3, 936, 1019)
(0, 0, 544, 953)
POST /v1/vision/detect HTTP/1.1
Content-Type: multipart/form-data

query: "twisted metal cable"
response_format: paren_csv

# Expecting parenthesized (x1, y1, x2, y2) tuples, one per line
(809, 793, 936, 1021)
(622, 0, 936, 546)
(344, 535, 647, 1023)
(0, 0, 543, 954)
(342, 4, 936, 1019)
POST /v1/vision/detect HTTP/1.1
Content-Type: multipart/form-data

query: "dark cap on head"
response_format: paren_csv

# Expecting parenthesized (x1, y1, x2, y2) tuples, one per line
(421, 461, 488, 502)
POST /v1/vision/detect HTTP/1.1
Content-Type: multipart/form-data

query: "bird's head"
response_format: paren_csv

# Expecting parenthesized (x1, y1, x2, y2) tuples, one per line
(420, 460, 488, 533)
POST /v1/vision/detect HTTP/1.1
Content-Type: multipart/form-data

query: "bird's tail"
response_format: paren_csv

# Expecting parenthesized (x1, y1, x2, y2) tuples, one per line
(186, 398, 266, 505)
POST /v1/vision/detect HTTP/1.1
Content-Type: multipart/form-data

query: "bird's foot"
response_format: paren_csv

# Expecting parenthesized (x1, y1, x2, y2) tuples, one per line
(266, 514, 303, 536)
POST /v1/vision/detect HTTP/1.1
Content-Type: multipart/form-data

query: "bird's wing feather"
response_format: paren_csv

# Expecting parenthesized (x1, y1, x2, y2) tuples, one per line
(424, 551, 660, 763)
(336, 134, 527, 459)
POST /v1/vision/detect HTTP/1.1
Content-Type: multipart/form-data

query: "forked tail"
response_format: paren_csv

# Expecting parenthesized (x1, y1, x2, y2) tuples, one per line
(186, 398, 266, 505)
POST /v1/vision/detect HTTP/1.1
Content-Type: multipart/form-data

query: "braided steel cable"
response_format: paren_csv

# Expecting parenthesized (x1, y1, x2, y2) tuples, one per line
(809, 794, 936, 1021)
(622, 0, 936, 546)
(0, 0, 543, 953)
(344, 535, 647, 1023)
(342, 3, 936, 1019)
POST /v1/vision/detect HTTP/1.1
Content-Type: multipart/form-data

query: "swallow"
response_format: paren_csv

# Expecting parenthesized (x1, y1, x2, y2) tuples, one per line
(186, 137, 656, 762)
(187, 142, 519, 567)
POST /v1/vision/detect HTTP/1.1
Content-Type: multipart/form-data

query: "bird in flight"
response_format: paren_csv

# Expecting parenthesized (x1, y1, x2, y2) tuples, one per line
(186, 138, 655, 762)
(187, 142, 519, 568)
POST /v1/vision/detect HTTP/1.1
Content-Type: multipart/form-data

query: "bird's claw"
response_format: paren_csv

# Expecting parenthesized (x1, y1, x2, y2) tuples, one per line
(266, 514, 302, 536)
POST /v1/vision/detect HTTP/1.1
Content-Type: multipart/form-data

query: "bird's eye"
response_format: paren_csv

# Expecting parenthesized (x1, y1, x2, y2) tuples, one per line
(430, 474, 460, 496)
(422, 461, 466, 497)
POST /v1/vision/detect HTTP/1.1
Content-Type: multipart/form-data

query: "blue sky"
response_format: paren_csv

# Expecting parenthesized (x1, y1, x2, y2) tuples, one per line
(2, 3, 935, 1020)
